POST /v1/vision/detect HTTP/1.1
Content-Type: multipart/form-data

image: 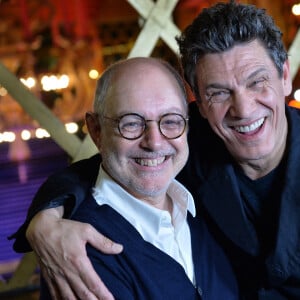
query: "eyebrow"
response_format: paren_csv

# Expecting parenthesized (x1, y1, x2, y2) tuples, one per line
(116, 107, 187, 117)
(206, 83, 229, 90)
(246, 67, 268, 80)
(205, 67, 268, 91)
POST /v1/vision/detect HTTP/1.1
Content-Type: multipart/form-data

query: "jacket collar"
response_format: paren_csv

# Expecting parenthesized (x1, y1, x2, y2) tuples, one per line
(199, 106, 300, 280)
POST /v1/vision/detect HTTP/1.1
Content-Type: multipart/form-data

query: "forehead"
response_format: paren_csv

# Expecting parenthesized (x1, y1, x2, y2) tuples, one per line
(106, 63, 186, 115)
(196, 40, 275, 85)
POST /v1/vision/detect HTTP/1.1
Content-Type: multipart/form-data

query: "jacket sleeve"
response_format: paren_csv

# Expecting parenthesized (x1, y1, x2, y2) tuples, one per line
(9, 154, 101, 253)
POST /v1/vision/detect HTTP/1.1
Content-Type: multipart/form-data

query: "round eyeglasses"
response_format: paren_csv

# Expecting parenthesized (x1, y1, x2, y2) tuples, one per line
(104, 113, 188, 140)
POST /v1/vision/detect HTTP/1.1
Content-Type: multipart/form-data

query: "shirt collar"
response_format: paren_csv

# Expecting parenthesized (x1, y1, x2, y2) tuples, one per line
(93, 165, 196, 238)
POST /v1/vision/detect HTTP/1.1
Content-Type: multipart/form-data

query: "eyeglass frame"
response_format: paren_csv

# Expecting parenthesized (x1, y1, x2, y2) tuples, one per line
(103, 113, 189, 140)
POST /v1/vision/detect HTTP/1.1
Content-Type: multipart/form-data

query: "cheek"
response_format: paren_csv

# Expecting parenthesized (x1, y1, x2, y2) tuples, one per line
(174, 138, 189, 163)
(100, 136, 122, 158)
(183, 145, 189, 164)
(262, 82, 286, 110)
(202, 103, 226, 127)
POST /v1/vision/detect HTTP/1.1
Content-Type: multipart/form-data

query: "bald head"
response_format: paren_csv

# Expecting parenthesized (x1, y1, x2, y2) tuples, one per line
(93, 57, 187, 117)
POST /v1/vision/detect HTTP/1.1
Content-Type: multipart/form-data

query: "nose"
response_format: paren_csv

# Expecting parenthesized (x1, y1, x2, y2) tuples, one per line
(139, 121, 164, 150)
(229, 88, 257, 118)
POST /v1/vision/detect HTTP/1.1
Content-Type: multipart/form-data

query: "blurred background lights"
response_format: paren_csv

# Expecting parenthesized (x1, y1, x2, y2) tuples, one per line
(20, 77, 36, 89)
(0, 124, 80, 143)
(89, 69, 99, 79)
(292, 4, 300, 16)
(65, 122, 79, 134)
(41, 74, 70, 91)
(1, 131, 16, 142)
(21, 129, 31, 140)
(0, 86, 8, 96)
(35, 128, 50, 138)
(294, 89, 300, 101)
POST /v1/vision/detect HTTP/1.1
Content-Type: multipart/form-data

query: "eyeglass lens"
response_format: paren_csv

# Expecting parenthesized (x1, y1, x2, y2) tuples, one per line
(118, 113, 186, 140)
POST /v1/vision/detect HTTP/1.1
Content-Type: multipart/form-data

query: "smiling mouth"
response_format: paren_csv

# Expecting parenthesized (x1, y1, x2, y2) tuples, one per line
(234, 117, 265, 133)
(135, 157, 166, 167)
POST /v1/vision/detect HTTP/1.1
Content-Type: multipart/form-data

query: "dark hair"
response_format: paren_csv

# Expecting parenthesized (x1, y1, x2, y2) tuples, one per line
(176, 0, 288, 101)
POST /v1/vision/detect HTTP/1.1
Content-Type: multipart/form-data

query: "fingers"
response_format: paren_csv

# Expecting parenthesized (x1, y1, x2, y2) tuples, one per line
(63, 225, 118, 299)
(75, 255, 115, 300)
(56, 271, 99, 300)
(26, 210, 120, 299)
(40, 264, 59, 299)
(40, 263, 76, 300)
(84, 224, 123, 254)
(40, 255, 115, 300)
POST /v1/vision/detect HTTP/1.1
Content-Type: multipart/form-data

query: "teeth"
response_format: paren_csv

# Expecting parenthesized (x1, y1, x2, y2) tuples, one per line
(135, 157, 165, 167)
(235, 118, 264, 133)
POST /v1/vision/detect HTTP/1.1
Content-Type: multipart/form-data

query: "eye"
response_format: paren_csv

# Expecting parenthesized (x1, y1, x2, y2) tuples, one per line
(161, 117, 182, 128)
(119, 116, 144, 132)
(121, 121, 143, 132)
(206, 90, 231, 103)
(249, 78, 267, 90)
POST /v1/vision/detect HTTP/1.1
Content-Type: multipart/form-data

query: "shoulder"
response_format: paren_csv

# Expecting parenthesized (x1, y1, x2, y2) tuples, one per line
(287, 105, 300, 120)
(45, 154, 101, 186)
(68, 154, 101, 174)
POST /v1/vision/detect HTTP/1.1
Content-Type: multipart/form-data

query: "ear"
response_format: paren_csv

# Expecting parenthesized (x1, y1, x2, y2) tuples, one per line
(85, 112, 102, 149)
(282, 59, 292, 96)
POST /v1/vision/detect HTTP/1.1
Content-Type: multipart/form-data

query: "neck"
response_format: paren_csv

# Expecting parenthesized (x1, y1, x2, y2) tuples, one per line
(141, 194, 173, 214)
(238, 142, 287, 181)
(237, 116, 288, 180)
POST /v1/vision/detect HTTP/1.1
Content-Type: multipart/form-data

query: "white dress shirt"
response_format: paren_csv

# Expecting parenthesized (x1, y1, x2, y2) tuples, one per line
(93, 165, 196, 283)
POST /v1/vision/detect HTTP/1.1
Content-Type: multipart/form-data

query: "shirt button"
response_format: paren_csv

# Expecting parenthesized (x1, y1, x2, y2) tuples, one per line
(197, 286, 203, 296)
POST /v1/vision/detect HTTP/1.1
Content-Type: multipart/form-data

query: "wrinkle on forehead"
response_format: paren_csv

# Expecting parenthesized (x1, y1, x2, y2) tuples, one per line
(105, 60, 186, 117)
